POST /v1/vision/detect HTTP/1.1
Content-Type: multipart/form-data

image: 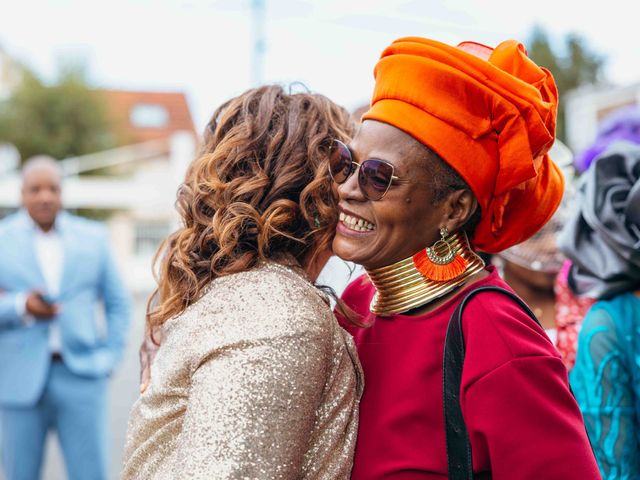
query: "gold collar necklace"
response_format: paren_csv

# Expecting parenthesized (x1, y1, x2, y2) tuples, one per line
(365, 231, 485, 316)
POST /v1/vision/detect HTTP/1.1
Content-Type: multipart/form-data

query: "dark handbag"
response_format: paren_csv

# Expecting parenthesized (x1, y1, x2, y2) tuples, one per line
(443, 286, 541, 480)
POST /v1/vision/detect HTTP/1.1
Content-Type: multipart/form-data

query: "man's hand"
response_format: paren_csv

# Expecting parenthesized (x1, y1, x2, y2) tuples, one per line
(139, 325, 162, 394)
(25, 291, 60, 320)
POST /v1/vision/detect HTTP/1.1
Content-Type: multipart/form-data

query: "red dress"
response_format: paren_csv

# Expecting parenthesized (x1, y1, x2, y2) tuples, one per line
(339, 267, 599, 479)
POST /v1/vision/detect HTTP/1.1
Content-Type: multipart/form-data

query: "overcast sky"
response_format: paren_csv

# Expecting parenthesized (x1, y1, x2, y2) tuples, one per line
(1, 0, 637, 131)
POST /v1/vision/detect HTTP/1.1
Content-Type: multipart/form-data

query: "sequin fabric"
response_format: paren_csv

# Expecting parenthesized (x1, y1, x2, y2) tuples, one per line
(122, 262, 363, 479)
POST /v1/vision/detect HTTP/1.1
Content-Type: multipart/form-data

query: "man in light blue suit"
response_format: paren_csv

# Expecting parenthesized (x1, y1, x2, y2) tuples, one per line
(0, 156, 131, 480)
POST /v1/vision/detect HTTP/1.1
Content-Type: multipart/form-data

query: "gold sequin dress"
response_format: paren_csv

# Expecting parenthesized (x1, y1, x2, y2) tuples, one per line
(122, 262, 363, 479)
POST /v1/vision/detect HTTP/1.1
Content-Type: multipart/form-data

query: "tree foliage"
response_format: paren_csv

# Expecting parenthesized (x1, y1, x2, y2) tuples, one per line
(527, 26, 606, 142)
(0, 64, 115, 162)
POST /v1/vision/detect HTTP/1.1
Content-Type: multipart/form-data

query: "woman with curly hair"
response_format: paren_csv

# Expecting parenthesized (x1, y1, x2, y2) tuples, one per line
(122, 85, 362, 479)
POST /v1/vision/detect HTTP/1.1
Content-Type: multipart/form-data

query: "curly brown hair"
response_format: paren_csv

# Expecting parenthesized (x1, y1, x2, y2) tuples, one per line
(147, 85, 354, 329)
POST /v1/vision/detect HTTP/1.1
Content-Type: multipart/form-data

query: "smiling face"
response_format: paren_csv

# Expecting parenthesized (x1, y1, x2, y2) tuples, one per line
(332, 120, 453, 269)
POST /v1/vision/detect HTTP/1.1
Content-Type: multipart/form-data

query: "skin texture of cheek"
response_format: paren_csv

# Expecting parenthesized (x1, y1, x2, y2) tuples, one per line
(333, 201, 444, 269)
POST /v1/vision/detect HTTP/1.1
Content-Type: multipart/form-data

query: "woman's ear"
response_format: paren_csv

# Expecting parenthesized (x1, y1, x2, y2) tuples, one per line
(442, 189, 478, 233)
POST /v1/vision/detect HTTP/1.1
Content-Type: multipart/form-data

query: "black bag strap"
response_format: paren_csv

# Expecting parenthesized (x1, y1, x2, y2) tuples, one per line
(443, 286, 540, 480)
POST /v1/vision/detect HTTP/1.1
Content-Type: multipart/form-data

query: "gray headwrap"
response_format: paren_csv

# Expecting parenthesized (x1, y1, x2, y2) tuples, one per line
(558, 141, 640, 299)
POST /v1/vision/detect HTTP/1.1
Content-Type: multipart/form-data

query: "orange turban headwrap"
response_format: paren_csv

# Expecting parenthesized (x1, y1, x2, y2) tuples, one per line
(362, 37, 564, 253)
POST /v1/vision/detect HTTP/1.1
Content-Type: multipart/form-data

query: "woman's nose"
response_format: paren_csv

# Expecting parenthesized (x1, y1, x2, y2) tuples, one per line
(337, 167, 365, 201)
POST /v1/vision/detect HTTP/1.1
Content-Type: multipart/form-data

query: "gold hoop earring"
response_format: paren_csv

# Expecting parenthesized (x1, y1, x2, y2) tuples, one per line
(412, 227, 469, 282)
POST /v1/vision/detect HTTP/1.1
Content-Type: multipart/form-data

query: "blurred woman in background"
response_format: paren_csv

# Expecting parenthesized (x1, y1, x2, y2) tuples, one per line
(556, 105, 640, 370)
(497, 219, 565, 342)
(124, 85, 362, 479)
(561, 142, 640, 480)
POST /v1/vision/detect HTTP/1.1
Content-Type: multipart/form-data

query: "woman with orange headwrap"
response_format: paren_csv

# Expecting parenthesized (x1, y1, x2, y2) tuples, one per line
(331, 37, 599, 479)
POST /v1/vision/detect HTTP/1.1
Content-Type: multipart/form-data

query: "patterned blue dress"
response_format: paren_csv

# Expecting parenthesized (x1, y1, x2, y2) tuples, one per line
(570, 292, 640, 480)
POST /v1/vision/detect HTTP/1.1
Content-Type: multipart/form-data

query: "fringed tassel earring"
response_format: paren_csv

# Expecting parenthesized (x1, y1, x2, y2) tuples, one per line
(413, 227, 468, 282)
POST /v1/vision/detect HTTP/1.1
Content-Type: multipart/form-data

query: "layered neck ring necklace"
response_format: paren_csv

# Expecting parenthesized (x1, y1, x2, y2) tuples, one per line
(365, 230, 485, 316)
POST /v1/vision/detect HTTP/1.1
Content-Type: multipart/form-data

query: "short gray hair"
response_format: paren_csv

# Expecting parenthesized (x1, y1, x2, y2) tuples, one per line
(21, 155, 63, 184)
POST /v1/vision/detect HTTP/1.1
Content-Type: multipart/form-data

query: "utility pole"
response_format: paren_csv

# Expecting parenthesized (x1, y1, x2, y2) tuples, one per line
(251, 0, 266, 86)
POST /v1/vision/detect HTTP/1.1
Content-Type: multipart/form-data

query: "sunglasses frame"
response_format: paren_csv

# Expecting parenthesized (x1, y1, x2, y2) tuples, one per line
(328, 139, 409, 201)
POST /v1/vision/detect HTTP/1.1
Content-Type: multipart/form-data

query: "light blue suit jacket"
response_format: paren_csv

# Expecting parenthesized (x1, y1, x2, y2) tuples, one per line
(0, 210, 131, 407)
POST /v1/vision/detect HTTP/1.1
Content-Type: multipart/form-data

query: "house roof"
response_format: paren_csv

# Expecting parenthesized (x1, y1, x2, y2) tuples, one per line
(98, 89, 197, 145)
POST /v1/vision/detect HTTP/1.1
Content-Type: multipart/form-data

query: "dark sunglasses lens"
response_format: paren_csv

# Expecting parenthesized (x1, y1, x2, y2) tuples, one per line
(359, 160, 394, 200)
(329, 140, 352, 183)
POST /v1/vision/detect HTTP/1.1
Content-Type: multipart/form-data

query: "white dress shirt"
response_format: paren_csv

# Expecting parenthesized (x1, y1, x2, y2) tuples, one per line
(16, 219, 64, 353)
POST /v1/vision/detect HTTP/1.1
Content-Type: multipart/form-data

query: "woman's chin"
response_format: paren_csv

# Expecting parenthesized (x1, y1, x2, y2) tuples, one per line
(332, 236, 364, 265)
(333, 223, 386, 267)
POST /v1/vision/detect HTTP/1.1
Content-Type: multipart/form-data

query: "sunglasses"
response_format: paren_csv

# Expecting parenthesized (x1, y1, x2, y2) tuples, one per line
(328, 139, 408, 201)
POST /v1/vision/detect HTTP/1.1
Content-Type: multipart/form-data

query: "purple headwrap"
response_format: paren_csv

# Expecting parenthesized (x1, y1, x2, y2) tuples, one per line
(575, 105, 640, 173)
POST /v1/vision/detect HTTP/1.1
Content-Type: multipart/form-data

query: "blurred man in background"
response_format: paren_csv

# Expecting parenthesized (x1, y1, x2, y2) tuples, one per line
(0, 156, 131, 480)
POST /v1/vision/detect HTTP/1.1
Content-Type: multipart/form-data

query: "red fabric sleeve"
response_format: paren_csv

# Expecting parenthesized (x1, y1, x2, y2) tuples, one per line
(458, 292, 600, 479)
(463, 356, 600, 479)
